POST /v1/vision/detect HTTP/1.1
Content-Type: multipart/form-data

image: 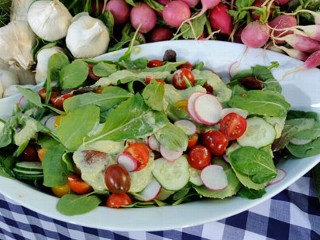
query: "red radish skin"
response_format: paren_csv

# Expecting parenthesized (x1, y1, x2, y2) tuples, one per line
(117, 153, 138, 172)
(187, 91, 206, 123)
(209, 4, 233, 35)
(274, 34, 320, 53)
(201, 164, 228, 190)
(241, 21, 270, 48)
(130, 3, 157, 33)
(160, 144, 184, 162)
(268, 168, 287, 186)
(174, 119, 197, 136)
(274, 0, 290, 5)
(157, 0, 170, 5)
(150, 26, 173, 42)
(193, 94, 222, 125)
(136, 178, 161, 201)
(268, 15, 297, 43)
(163, 1, 191, 28)
(251, 0, 275, 21)
(106, 0, 130, 25)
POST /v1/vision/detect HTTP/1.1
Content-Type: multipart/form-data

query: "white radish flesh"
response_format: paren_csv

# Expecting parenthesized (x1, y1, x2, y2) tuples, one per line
(160, 144, 183, 162)
(43, 115, 58, 131)
(136, 178, 161, 201)
(148, 135, 160, 152)
(296, 25, 320, 41)
(187, 92, 205, 123)
(174, 119, 197, 136)
(193, 94, 222, 125)
(117, 153, 138, 172)
(17, 96, 28, 109)
(268, 168, 287, 186)
(201, 164, 228, 190)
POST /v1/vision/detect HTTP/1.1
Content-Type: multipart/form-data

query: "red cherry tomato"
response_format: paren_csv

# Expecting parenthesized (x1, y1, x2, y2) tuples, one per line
(187, 133, 199, 148)
(67, 175, 93, 195)
(145, 76, 166, 85)
(88, 63, 100, 81)
(106, 193, 132, 208)
(172, 68, 195, 90)
(105, 164, 131, 193)
(202, 130, 229, 156)
(147, 59, 164, 68)
(38, 88, 60, 102)
(123, 143, 149, 171)
(220, 113, 247, 140)
(177, 62, 194, 70)
(187, 145, 211, 170)
(21, 144, 39, 162)
(53, 93, 74, 110)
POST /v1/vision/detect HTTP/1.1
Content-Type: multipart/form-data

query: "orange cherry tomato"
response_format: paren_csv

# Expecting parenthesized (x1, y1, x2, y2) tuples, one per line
(67, 174, 93, 195)
(123, 143, 149, 171)
(51, 183, 70, 198)
(106, 193, 132, 208)
(37, 148, 47, 162)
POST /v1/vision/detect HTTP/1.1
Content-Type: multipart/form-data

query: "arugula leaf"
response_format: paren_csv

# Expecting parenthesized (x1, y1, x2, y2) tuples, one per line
(60, 60, 89, 89)
(86, 94, 168, 143)
(56, 193, 101, 216)
(142, 81, 165, 111)
(229, 146, 277, 184)
(56, 105, 100, 151)
(92, 61, 119, 77)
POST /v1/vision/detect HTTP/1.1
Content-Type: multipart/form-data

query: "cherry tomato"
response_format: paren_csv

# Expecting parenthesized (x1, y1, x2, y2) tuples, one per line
(21, 144, 39, 161)
(147, 59, 164, 68)
(106, 193, 132, 208)
(53, 93, 74, 110)
(68, 174, 93, 195)
(37, 148, 47, 161)
(88, 63, 101, 81)
(172, 68, 195, 89)
(105, 164, 131, 193)
(187, 133, 199, 148)
(177, 62, 194, 70)
(123, 143, 149, 171)
(202, 130, 229, 156)
(187, 145, 211, 170)
(145, 76, 166, 85)
(51, 183, 70, 197)
(38, 88, 60, 102)
(202, 83, 214, 94)
(220, 113, 247, 140)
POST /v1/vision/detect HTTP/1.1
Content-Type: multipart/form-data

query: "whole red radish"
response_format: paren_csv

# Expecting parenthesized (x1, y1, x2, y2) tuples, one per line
(163, 1, 191, 28)
(251, 0, 275, 21)
(209, 3, 233, 35)
(106, 0, 130, 25)
(268, 15, 297, 43)
(181, 0, 200, 8)
(130, 3, 157, 33)
(241, 21, 270, 48)
(150, 26, 173, 42)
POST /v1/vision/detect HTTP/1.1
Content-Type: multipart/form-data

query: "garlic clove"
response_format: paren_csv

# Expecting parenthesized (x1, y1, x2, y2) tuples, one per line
(10, 0, 35, 22)
(0, 69, 20, 90)
(66, 13, 110, 58)
(0, 21, 36, 70)
(27, 0, 72, 41)
(35, 46, 64, 84)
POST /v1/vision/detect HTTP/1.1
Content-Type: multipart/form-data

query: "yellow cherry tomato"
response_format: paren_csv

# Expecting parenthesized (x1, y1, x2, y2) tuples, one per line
(51, 183, 70, 198)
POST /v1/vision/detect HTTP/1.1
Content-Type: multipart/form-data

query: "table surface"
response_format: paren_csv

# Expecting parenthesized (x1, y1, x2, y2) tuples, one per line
(1, 171, 319, 240)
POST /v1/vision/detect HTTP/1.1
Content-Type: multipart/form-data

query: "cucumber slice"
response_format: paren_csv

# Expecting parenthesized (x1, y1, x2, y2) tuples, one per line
(189, 167, 203, 186)
(152, 156, 190, 191)
(237, 117, 276, 148)
(15, 161, 42, 171)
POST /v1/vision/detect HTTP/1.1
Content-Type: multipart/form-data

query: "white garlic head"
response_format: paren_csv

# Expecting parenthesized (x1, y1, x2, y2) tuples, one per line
(0, 69, 19, 90)
(66, 13, 110, 58)
(27, 0, 72, 41)
(0, 21, 36, 70)
(11, 0, 35, 21)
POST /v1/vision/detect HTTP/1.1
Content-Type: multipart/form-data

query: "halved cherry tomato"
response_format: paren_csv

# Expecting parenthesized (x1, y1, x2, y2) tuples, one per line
(202, 130, 229, 156)
(145, 76, 166, 85)
(88, 63, 100, 81)
(123, 143, 149, 171)
(187, 145, 211, 170)
(51, 183, 70, 197)
(147, 59, 164, 68)
(105, 164, 131, 193)
(187, 133, 199, 148)
(67, 174, 93, 195)
(220, 113, 247, 140)
(106, 193, 132, 208)
(53, 93, 74, 110)
(172, 68, 195, 89)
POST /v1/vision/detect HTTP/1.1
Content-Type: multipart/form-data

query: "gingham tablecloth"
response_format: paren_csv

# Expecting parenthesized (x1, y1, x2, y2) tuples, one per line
(1, 171, 319, 240)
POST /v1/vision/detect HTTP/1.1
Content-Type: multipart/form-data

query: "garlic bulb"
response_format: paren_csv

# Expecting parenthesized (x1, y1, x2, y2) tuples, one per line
(9, 65, 36, 85)
(0, 69, 19, 91)
(11, 0, 35, 21)
(66, 12, 110, 58)
(27, 0, 72, 41)
(35, 46, 64, 84)
(0, 21, 36, 69)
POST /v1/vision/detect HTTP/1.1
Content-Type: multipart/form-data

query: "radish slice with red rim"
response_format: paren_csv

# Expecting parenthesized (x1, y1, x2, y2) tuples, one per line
(17, 96, 28, 109)
(136, 178, 161, 201)
(268, 168, 287, 186)
(193, 94, 222, 125)
(160, 144, 183, 162)
(187, 91, 205, 123)
(201, 164, 228, 190)
(117, 153, 138, 172)
(148, 135, 160, 151)
(174, 119, 197, 136)
(43, 115, 58, 131)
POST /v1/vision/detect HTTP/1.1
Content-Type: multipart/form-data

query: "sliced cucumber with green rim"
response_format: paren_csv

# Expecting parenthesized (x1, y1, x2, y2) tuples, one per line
(13, 161, 43, 180)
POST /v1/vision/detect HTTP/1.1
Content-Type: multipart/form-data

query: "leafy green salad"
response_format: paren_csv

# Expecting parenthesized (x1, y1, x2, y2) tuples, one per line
(1, 46, 320, 216)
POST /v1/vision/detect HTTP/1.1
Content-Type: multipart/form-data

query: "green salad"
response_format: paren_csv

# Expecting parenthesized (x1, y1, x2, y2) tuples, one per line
(0, 47, 320, 216)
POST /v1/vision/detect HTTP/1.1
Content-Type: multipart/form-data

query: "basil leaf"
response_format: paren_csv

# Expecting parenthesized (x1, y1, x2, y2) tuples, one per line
(142, 81, 165, 111)
(56, 193, 101, 216)
(60, 60, 89, 89)
(56, 105, 100, 151)
(229, 146, 277, 184)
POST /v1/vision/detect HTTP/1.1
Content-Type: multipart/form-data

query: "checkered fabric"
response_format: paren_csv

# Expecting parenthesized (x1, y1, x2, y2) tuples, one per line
(1, 172, 319, 240)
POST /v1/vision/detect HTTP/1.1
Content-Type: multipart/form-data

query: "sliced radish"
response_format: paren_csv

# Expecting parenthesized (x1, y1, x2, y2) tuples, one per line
(201, 164, 228, 190)
(160, 144, 183, 162)
(268, 168, 287, 186)
(222, 154, 229, 163)
(43, 115, 58, 131)
(174, 119, 197, 136)
(148, 135, 160, 151)
(136, 178, 161, 201)
(17, 96, 28, 109)
(194, 94, 222, 125)
(187, 92, 205, 123)
(221, 108, 248, 119)
(117, 153, 138, 172)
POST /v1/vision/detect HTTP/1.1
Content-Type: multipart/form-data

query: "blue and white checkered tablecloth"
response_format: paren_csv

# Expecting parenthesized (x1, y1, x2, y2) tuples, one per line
(1, 171, 319, 240)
